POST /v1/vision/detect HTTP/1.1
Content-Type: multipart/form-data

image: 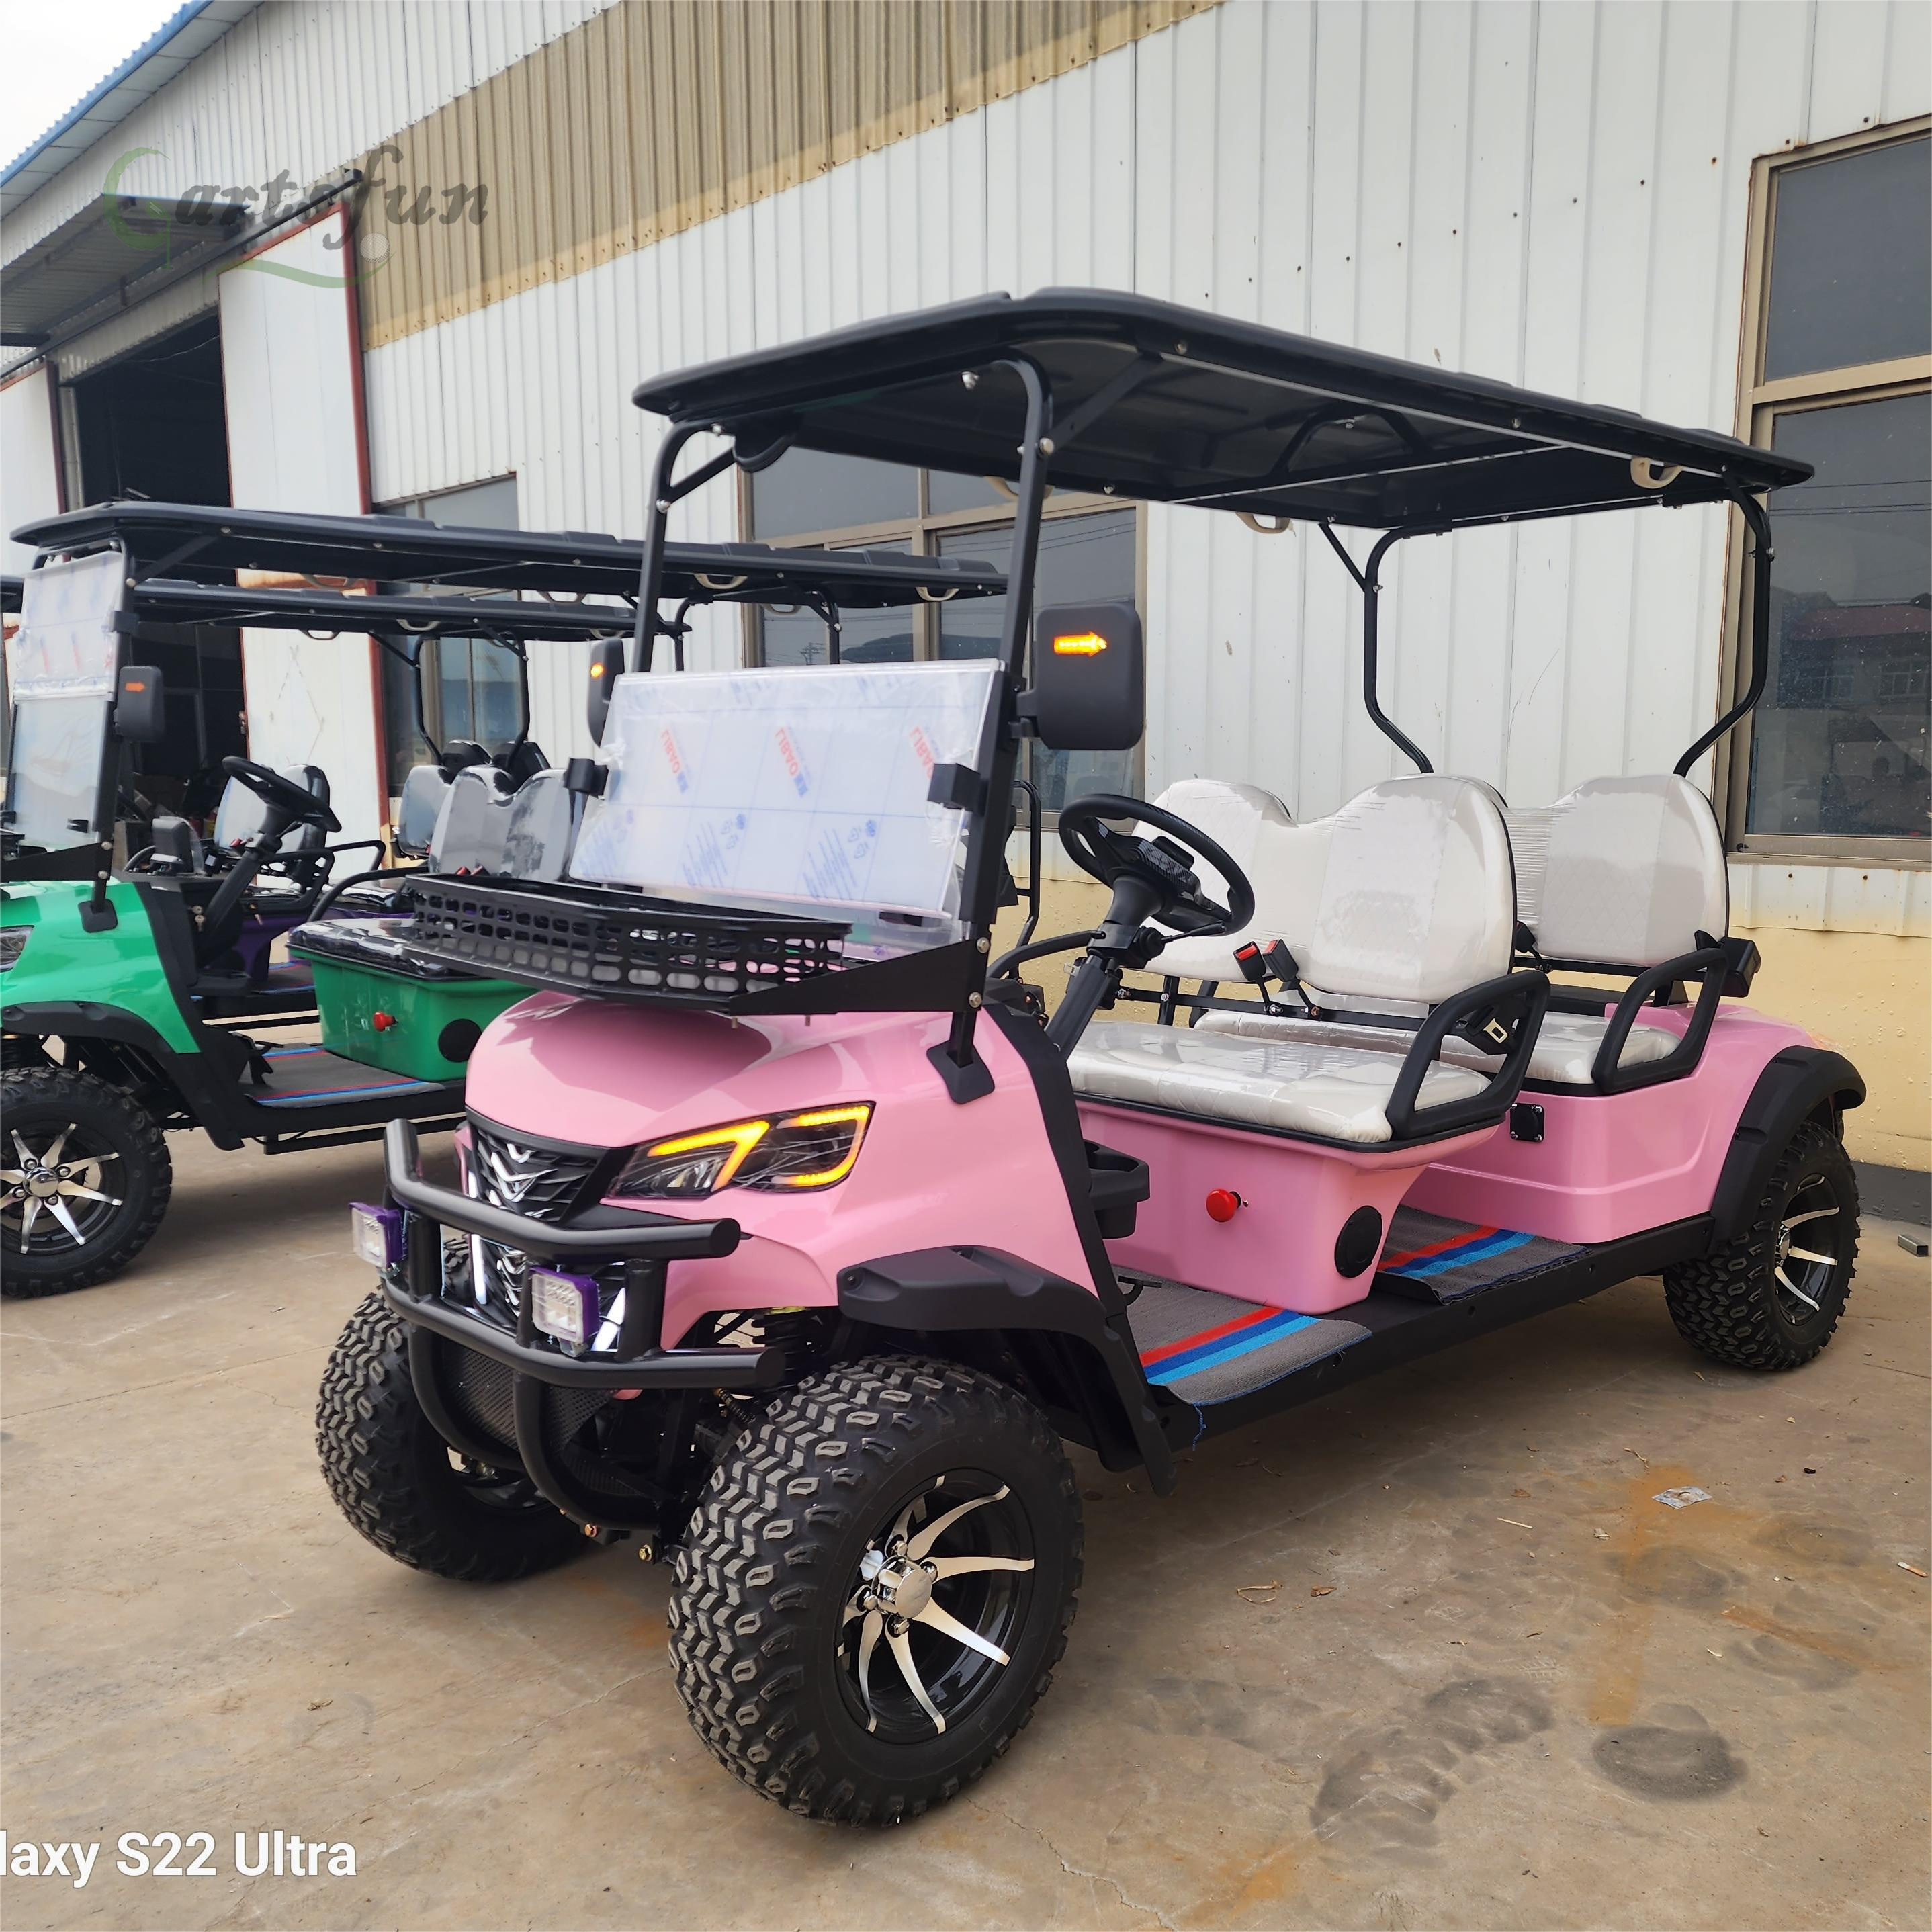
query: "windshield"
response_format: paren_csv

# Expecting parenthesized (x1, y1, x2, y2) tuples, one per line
(3, 695, 108, 852)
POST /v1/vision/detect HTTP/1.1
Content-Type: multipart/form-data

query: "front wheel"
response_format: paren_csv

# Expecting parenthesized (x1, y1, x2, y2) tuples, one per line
(670, 1356, 1083, 1825)
(1663, 1118, 1859, 1370)
(316, 1292, 586, 1582)
(0, 1065, 172, 1297)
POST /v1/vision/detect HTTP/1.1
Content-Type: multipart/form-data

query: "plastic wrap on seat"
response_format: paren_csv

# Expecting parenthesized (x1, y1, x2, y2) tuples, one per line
(395, 764, 451, 857)
(570, 662, 1000, 950)
(1195, 1004, 1680, 1087)
(1069, 1020, 1486, 1144)
(430, 764, 515, 872)
(500, 771, 576, 881)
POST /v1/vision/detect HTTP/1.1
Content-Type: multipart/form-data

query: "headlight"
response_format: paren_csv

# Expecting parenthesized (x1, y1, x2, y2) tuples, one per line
(0, 928, 30, 970)
(614, 1103, 872, 1198)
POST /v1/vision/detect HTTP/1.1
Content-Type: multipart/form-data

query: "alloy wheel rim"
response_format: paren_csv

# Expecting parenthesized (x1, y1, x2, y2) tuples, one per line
(0, 1124, 124, 1255)
(1772, 1174, 1843, 1323)
(836, 1470, 1037, 1742)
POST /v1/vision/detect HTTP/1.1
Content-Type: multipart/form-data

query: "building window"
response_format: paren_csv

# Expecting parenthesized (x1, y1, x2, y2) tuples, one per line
(1729, 124, 1930, 861)
(375, 476, 521, 795)
(744, 453, 1142, 814)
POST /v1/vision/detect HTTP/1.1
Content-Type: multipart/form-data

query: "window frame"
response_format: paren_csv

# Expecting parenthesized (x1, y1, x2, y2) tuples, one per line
(736, 465, 1148, 809)
(1718, 117, 1931, 869)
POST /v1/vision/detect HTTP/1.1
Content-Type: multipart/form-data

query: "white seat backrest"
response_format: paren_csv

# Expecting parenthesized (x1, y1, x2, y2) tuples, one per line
(395, 764, 451, 857)
(500, 770, 576, 881)
(430, 764, 515, 873)
(1149, 776, 1515, 1006)
(1146, 780, 1293, 981)
(1524, 775, 1727, 967)
(1298, 777, 1516, 1004)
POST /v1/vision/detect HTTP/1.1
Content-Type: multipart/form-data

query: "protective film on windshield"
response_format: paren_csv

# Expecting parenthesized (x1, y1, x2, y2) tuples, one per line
(4, 553, 124, 852)
(570, 661, 1001, 951)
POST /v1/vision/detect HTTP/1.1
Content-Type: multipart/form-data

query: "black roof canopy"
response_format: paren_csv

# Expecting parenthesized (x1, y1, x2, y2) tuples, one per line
(9, 501, 1003, 609)
(633, 289, 1809, 529)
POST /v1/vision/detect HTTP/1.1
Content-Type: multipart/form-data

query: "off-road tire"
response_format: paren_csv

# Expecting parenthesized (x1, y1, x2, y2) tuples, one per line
(1663, 1119, 1859, 1370)
(670, 1356, 1082, 1825)
(0, 1065, 171, 1297)
(316, 1291, 584, 1582)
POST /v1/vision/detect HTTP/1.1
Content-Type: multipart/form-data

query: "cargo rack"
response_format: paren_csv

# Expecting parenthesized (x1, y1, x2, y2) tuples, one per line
(400, 875, 980, 1016)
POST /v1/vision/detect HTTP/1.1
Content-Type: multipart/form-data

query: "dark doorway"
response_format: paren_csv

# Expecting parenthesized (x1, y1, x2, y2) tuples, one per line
(70, 315, 243, 817)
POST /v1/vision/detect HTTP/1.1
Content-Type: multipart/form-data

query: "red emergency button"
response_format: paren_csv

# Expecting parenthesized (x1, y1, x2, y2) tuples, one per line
(1205, 1188, 1242, 1223)
(371, 1011, 397, 1032)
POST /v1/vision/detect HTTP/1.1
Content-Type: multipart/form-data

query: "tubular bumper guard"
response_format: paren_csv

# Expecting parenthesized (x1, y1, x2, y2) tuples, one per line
(378, 1117, 783, 1391)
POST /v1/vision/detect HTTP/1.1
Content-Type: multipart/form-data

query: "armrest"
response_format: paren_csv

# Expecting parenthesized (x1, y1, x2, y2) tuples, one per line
(1383, 969, 1551, 1141)
(1589, 944, 1728, 1093)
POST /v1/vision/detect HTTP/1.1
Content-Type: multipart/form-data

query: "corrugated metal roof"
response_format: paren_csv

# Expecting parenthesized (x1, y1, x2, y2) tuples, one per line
(1, 2, 261, 216)
(0, 189, 247, 346)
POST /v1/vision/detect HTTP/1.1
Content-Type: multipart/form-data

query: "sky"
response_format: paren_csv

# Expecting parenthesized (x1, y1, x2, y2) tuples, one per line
(1, 0, 187, 169)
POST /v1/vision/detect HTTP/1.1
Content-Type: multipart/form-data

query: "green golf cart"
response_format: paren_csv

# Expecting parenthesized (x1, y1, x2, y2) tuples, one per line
(1, 502, 1003, 1294)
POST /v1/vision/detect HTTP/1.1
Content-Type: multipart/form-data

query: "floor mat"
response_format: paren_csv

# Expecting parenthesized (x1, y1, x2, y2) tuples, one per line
(1125, 1280, 1368, 1406)
(1375, 1207, 1583, 1302)
(251, 1045, 439, 1108)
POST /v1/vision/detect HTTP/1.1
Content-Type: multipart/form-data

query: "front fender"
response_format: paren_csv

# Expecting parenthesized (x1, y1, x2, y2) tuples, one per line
(838, 1244, 1176, 1493)
(0, 880, 197, 1053)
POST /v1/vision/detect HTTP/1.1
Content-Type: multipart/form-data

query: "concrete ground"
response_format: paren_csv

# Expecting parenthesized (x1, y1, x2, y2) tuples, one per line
(2, 1126, 1927, 1932)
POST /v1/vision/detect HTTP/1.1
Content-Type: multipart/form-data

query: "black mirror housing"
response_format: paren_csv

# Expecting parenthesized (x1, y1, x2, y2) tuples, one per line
(586, 640, 626, 745)
(1025, 601, 1143, 751)
(113, 665, 167, 744)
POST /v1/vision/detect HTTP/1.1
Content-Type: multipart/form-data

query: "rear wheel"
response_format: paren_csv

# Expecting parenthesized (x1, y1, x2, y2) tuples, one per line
(670, 1356, 1082, 1824)
(1663, 1118, 1859, 1370)
(0, 1065, 171, 1297)
(316, 1291, 585, 1582)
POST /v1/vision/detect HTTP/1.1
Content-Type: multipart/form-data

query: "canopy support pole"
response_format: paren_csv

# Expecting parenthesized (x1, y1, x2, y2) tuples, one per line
(1675, 488, 1773, 779)
(946, 357, 1053, 1080)
(1319, 522, 1436, 775)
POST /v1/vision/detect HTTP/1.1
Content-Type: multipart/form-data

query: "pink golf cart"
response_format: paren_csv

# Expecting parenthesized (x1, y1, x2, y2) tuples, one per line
(318, 292, 1861, 1825)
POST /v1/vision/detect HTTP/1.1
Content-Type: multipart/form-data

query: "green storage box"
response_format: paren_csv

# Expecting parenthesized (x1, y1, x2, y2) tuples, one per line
(288, 922, 527, 1082)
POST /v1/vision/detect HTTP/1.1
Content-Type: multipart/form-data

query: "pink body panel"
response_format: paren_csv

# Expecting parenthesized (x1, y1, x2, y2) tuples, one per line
(465, 996, 1093, 1347)
(1404, 1004, 1815, 1245)
(1076, 1102, 1499, 1314)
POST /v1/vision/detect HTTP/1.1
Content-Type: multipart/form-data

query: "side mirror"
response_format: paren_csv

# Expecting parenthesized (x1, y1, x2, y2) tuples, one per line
(1024, 601, 1143, 752)
(113, 664, 167, 744)
(586, 639, 626, 745)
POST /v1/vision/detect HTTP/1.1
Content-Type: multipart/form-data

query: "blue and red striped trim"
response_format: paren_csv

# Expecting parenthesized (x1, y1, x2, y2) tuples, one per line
(1379, 1223, 1536, 1279)
(1139, 1304, 1319, 1387)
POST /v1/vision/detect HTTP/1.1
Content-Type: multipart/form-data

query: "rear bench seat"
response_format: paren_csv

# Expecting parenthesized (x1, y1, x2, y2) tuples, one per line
(1188, 772, 1728, 1089)
(1070, 777, 1533, 1145)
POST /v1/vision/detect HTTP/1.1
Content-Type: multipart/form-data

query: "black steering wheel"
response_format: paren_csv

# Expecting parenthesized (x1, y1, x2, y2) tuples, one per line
(1057, 793, 1255, 939)
(220, 756, 341, 834)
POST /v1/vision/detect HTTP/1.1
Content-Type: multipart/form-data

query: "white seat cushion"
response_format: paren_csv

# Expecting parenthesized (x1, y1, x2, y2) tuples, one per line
(1513, 1011, 1679, 1084)
(1195, 1005, 1679, 1087)
(1069, 1020, 1487, 1145)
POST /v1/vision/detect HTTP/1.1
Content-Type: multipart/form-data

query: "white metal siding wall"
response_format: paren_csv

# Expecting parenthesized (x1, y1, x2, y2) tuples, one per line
(1, 1, 619, 261)
(365, 0, 1927, 843)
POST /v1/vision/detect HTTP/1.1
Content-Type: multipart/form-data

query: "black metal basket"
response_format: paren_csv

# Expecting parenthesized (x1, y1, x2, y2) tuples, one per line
(402, 875, 850, 1002)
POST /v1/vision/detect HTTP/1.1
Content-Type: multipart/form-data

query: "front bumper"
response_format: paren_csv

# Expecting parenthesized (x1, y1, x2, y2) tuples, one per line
(379, 1116, 783, 1392)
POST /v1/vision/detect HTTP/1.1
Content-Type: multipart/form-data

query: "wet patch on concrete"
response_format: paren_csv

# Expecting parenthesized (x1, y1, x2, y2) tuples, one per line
(1311, 1677, 1552, 1853)
(1123, 1675, 1313, 1753)
(1620, 1546, 1735, 1606)
(1591, 1706, 1745, 1800)
(1754, 1516, 1872, 1568)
